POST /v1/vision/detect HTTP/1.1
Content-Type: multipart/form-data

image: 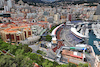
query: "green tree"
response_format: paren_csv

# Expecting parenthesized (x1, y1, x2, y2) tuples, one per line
(67, 63, 77, 67)
(7, 45, 17, 54)
(56, 63, 77, 67)
(53, 61, 59, 67)
(78, 63, 88, 67)
(49, 26, 56, 33)
(56, 64, 68, 67)
(37, 50, 46, 56)
(0, 53, 33, 67)
(26, 53, 44, 65)
(17, 44, 23, 49)
(23, 45, 32, 53)
(0, 42, 9, 50)
(42, 59, 53, 67)
(45, 35, 52, 41)
(15, 55, 33, 67)
(0, 55, 16, 67)
(0, 39, 3, 44)
(15, 49, 24, 56)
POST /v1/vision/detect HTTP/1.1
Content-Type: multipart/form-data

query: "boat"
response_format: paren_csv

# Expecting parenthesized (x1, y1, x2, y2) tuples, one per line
(93, 41, 100, 51)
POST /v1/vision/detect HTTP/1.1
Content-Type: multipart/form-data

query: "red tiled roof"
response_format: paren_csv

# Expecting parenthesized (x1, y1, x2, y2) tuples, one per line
(38, 21, 49, 23)
(1, 25, 7, 27)
(7, 31, 17, 33)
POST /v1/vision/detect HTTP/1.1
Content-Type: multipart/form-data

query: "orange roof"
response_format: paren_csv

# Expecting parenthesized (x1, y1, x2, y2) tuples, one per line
(24, 28, 31, 30)
(4, 28, 11, 32)
(5, 23, 10, 25)
(62, 50, 73, 56)
(11, 27, 20, 29)
(11, 22, 16, 24)
(7, 31, 17, 33)
(10, 25, 15, 27)
(20, 25, 28, 27)
(1, 25, 7, 27)
(24, 28, 27, 30)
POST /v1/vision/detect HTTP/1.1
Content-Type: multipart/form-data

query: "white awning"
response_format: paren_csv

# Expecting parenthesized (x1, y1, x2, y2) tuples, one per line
(71, 27, 87, 38)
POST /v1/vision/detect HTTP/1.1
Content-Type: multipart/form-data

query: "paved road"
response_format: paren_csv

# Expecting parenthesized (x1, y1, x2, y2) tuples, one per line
(60, 27, 74, 47)
(29, 44, 40, 53)
(85, 53, 95, 67)
(40, 48, 56, 59)
(29, 43, 56, 59)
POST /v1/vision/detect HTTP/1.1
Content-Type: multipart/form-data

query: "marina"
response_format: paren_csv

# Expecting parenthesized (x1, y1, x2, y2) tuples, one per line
(88, 30, 100, 55)
(93, 41, 100, 51)
(92, 24, 100, 39)
(70, 21, 100, 55)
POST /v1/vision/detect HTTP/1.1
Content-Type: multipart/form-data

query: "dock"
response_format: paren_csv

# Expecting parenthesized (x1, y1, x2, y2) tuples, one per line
(93, 41, 100, 51)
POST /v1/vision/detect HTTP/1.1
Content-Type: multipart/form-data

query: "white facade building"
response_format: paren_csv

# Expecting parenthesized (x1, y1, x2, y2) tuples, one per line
(7, 0, 12, 11)
(54, 13, 60, 21)
(0, 0, 4, 8)
(4, 6, 9, 12)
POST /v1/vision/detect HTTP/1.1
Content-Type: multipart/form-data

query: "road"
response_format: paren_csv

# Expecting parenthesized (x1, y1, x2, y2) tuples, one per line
(40, 48, 56, 59)
(28, 42, 56, 59)
(85, 53, 95, 67)
(29, 44, 40, 53)
(60, 26, 75, 47)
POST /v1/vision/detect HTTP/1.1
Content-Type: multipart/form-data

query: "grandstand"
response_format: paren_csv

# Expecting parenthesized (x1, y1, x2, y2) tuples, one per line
(51, 22, 89, 52)
(65, 30, 83, 45)
(51, 24, 65, 52)
(71, 23, 89, 40)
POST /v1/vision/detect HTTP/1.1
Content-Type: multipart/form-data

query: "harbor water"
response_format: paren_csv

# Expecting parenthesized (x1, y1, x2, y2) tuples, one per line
(88, 30, 100, 55)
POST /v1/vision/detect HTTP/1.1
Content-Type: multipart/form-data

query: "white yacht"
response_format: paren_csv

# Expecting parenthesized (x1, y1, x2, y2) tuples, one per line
(94, 41, 100, 51)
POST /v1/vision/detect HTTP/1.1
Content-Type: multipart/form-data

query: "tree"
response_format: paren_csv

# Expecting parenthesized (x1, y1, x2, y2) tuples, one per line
(37, 50, 46, 56)
(67, 63, 77, 67)
(42, 59, 53, 67)
(78, 63, 88, 67)
(26, 53, 44, 65)
(7, 45, 17, 55)
(0, 55, 15, 67)
(53, 61, 59, 67)
(49, 26, 56, 33)
(20, 57, 33, 67)
(15, 49, 24, 56)
(23, 45, 32, 53)
(0, 42, 9, 50)
(0, 53, 33, 67)
(15, 55, 33, 67)
(0, 39, 3, 44)
(56, 64, 68, 67)
(45, 35, 52, 41)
